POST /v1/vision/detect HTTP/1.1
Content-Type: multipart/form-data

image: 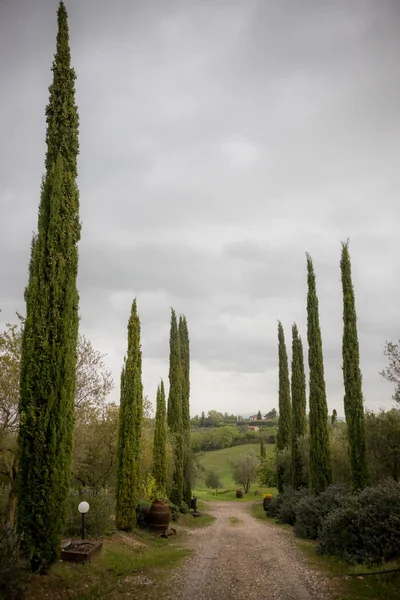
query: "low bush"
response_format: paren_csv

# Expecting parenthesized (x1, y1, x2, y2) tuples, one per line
(294, 484, 349, 540)
(169, 502, 180, 522)
(267, 493, 284, 519)
(64, 487, 115, 537)
(179, 501, 189, 514)
(317, 480, 400, 565)
(0, 524, 26, 600)
(276, 487, 310, 525)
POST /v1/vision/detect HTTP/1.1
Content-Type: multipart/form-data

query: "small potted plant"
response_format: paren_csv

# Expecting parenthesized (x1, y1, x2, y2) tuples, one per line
(263, 493, 273, 511)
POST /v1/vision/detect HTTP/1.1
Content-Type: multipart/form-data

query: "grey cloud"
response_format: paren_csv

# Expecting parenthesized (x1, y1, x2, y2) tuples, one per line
(2, 0, 400, 414)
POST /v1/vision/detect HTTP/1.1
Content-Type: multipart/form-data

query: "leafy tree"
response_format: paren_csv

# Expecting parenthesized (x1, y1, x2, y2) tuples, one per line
(179, 315, 191, 504)
(265, 408, 277, 419)
(331, 409, 338, 426)
(72, 403, 119, 490)
(115, 300, 143, 530)
(231, 452, 258, 493)
(291, 323, 307, 489)
(17, 2, 81, 572)
(153, 380, 167, 493)
(167, 309, 183, 506)
(277, 321, 291, 492)
(306, 254, 332, 494)
(205, 469, 222, 495)
(380, 342, 400, 404)
(365, 409, 400, 482)
(340, 241, 369, 489)
(0, 319, 114, 525)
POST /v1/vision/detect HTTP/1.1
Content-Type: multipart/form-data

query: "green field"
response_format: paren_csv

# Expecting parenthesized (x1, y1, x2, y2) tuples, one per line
(194, 443, 276, 501)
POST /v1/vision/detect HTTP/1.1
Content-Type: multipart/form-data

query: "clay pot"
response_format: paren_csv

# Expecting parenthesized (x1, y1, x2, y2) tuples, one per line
(147, 500, 170, 534)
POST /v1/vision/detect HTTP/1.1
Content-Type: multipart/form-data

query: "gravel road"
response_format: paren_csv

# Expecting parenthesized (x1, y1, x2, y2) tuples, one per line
(170, 502, 332, 600)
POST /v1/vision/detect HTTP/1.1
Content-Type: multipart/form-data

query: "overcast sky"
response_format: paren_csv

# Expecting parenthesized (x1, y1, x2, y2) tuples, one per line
(1, 0, 399, 416)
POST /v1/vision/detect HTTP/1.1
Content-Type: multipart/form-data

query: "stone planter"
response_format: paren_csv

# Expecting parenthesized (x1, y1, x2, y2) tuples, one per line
(61, 540, 103, 563)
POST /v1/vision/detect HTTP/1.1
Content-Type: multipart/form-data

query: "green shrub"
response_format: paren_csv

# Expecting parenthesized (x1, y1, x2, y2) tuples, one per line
(0, 524, 26, 600)
(169, 502, 180, 522)
(294, 484, 349, 540)
(276, 487, 310, 525)
(267, 493, 284, 519)
(179, 501, 189, 514)
(64, 488, 115, 537)
(317, 480, 400, 565)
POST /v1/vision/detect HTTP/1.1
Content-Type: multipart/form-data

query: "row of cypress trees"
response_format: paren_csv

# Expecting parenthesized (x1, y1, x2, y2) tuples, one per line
(276, 244, 369, 495)
(115, 306, 192, 529)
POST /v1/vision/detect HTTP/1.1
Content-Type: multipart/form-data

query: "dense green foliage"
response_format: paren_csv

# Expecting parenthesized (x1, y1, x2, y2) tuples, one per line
(153, 380, 167, 493)
(167, 309, 184, 506)
(179, 315, 192, 504)
(17, 2, 80, 572)
(277, 322, 291, 492)
(293, 484, 349, 540)
(306, 254, 332, 494)
(191, 424, 276, 452)
(341, 241, 370, 489)
(317, 480, 400, 565)
(291, 323, 307, 489)
(115, 300, 143, 530)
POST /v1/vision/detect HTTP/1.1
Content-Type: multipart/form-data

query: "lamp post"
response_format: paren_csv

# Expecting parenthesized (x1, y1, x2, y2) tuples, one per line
(78, 501, 90, 540)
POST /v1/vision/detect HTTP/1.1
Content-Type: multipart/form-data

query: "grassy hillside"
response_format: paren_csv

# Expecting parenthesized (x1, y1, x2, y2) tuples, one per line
(194, 443, 276, 501)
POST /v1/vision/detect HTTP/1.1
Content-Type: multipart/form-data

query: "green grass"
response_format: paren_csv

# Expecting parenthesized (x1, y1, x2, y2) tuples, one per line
(251, 502, 400, 600)
(194, 443, 277, 501)
(27, 532, 189, 600)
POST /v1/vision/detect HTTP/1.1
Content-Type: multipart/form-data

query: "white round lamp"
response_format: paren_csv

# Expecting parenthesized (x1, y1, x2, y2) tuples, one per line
(78, 502, 90, 539)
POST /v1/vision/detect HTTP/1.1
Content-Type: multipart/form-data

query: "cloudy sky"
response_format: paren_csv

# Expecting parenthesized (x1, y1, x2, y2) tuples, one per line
(1, 0, 399, 416)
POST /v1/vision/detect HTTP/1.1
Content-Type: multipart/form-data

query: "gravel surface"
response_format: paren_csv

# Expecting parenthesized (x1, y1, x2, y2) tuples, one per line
(168, 502, 333, 600)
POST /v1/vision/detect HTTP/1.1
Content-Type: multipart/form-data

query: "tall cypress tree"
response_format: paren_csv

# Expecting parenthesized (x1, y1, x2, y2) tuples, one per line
(276, 321, 291, 493)
(17, 2, 80, 572)
(179, 315, 191, 504)
(340, 241, 370, 489)
(291, 324, 307, 489)
(153, 380, 167, 493)
(115, 299, 143, 530)
(306, 254, 332, 494)
(167, 309, 183, 506)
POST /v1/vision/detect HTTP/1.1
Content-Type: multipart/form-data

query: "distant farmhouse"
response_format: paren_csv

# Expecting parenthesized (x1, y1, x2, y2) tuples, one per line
(247, 425, 260, 432)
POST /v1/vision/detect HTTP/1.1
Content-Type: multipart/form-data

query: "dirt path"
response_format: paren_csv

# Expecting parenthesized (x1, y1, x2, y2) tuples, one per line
(167, 502, 332, 600)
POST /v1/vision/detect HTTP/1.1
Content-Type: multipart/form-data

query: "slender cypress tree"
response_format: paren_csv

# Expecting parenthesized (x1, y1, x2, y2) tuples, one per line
(115, 299, 143, 530)
(291, 324, 307, 489)
(260, 438, 266, 458)
(306, 254, 332, 494)
(167, 309, 184, 506)
(17, 2, 80, 572)
(340, 240, 370, 489)
(153, 380, 167, 493)
(276, 321, 291, 493)
(179, 315, 192, 504)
